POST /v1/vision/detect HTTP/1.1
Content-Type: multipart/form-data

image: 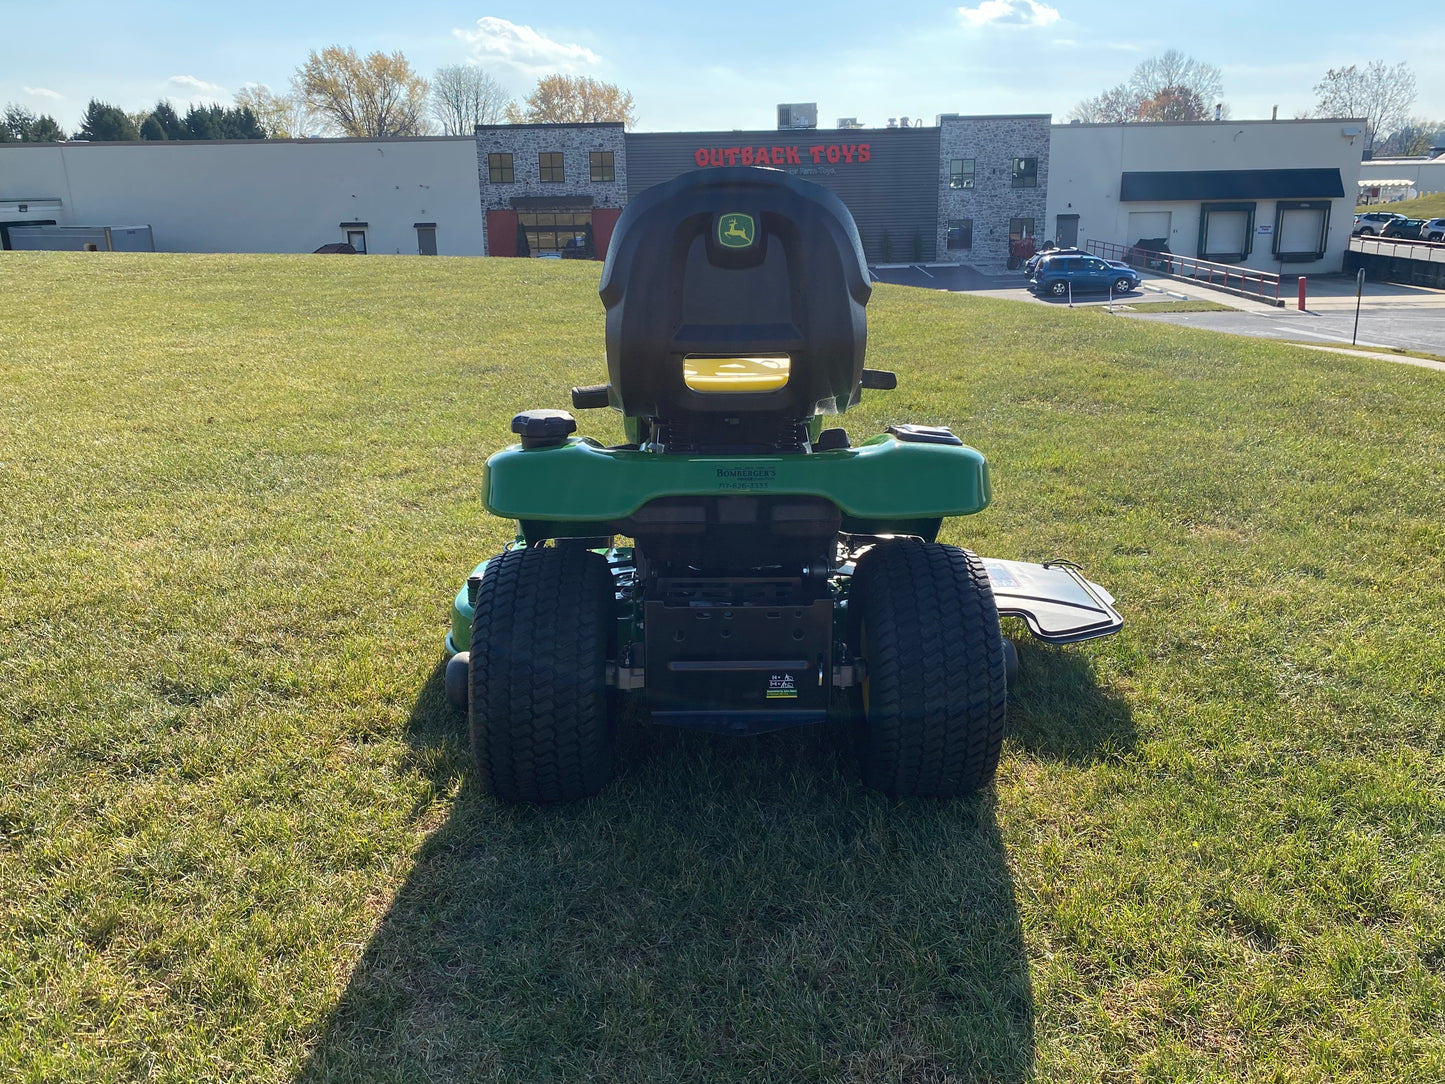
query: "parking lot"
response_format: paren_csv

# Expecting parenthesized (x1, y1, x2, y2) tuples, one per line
(869, 263, 1445, 357)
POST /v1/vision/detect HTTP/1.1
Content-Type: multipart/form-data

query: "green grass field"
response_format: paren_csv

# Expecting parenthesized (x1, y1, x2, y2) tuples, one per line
(2, 252, 1443, 1083)
(1358, 192, 1445, 219)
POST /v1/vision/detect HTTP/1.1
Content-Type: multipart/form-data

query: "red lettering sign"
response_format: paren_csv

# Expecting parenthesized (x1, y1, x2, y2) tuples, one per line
(689, 142, 874, 168)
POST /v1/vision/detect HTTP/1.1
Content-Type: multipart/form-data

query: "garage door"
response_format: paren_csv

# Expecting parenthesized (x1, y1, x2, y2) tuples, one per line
(1203, 210, 1249, 258)
(1127, 211, 1171, 244)
(1278, 207, 1326, 257)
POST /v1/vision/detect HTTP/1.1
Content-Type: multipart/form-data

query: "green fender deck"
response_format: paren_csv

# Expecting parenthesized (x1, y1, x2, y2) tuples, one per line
(482, 433, 991, 522)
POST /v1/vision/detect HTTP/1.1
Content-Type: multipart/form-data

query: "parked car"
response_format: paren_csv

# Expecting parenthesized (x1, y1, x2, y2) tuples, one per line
(1023, 245, 1083, 276)
(1380, 218, 1426, 239)
(1353, 211, 1406, 236)
(1423, 218, 1445, 243)
(1029, 254, 1140, 297)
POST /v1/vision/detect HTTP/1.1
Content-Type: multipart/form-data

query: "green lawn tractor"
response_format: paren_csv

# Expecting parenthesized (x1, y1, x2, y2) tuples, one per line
(444, 166, 1121, 803)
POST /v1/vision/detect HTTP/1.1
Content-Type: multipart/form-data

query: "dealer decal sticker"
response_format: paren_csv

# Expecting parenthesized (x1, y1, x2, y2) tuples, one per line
(766, 673, 798, 700)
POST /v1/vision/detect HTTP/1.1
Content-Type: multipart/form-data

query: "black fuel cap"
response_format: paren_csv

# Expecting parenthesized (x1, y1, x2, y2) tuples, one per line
(511, 409, 577, 449)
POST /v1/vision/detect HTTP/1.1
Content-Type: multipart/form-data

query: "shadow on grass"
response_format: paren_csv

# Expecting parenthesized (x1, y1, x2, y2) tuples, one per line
(1005, 631, 1137, 763)
(297, 659, 1036, 1083)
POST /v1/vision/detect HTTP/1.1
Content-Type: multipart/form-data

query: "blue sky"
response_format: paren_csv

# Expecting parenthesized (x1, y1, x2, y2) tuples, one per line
(3, 1, 1441, 135)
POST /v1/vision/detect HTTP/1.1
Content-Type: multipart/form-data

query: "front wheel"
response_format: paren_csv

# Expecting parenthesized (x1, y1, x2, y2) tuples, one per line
(1429, 233, 1443, 242)
(1113, 277, 1134, 294)
(1049, 280, 1068, 297)
(850, 541, 1007, 798)
(469, 546, 615, 802)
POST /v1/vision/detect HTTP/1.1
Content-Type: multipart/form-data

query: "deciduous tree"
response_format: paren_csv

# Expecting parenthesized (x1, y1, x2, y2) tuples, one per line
(1069, 50, 1223, 125)
(234, 84, 319, 139)
(1138, 85, 1207, 123)
(294, 46, 431, 137)
(431, 63, 512, 134)
(504, 75, 636, 127)
(1374, 118, 1445, 158)
(1313, 61, 1416, 158)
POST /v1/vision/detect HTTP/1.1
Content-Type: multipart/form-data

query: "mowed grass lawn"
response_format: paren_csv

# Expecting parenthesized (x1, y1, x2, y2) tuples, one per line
(2, 252, 1442, 1083)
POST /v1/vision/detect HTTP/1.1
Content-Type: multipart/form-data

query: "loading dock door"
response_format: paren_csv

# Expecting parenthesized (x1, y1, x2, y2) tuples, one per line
(1201, 209, 1252, 259)
(1127, 211, 1171, 244)
(1276, 206, 1327, 260)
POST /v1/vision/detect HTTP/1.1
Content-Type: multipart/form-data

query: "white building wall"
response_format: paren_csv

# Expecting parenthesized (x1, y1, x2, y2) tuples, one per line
(0, 138, 484, 255)
(1359, 155, 1445, 198)
(1046, 119, 1364, 274)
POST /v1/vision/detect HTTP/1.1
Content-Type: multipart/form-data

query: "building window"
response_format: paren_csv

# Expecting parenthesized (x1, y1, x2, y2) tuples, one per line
(1011, 157, 1038, 188)
(1008, 217, 1035, 242)
(946, 219, 973, 250)
(488, 153, 514, 184)
(949, 159, 975, 190)
(518, 211, 592, 256)
(539, 152, 564, 183)
(415, 223, 437, 256)
(589, 151, 615, 182)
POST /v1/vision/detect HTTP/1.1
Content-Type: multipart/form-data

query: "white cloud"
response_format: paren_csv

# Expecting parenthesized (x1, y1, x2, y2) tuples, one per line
(167, 75, 225, 94)
(957, 1, 1060, 28)
(452, 17, 600, 77)
(23, 86, 63, 99)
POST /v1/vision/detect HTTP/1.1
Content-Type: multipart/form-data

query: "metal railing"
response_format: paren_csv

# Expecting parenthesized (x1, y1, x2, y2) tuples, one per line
(1349, 234, 1445, 265)
(1086, 239, 1282, 301)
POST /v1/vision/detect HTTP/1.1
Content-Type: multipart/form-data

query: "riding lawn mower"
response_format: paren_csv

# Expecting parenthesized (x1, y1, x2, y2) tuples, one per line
(444, 166, 1121, 802)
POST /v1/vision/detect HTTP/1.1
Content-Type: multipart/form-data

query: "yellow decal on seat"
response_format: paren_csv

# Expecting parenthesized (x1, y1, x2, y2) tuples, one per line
(683, 355, 790, 393)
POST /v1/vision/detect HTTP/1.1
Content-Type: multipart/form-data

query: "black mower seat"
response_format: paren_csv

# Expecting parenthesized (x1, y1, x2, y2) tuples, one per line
(598, 166, 871, 450)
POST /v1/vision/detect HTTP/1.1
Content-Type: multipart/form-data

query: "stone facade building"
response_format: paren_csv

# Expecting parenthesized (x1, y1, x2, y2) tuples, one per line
(936, 115, 1050, 271)
(476, 122, 628, 259)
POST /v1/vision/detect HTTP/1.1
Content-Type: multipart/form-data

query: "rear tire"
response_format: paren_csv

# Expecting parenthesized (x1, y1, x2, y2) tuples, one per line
(469, 546, 614, 803)
(851, 541, 1007, 797)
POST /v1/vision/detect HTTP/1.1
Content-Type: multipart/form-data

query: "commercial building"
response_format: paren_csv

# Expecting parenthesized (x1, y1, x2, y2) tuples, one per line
(1358, 141, 1445, 202)
(1045, 119, 1363, 275)
(1, 113, 1362, 275)
(0, 136, 484, 255)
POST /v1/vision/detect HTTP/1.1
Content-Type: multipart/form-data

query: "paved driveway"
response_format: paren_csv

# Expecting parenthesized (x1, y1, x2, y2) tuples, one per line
(869, 264, 1445, 355)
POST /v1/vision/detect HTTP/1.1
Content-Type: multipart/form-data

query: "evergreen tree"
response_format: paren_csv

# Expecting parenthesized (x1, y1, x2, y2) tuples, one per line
(75, 99, 140, 141)
(144, 101, 186, 140)
(183, 104, 222, 140)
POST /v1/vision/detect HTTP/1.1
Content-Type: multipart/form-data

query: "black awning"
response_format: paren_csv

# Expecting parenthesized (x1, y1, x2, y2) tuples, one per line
(1119, 169, 1345, 202)
(510, 195, 594, 210)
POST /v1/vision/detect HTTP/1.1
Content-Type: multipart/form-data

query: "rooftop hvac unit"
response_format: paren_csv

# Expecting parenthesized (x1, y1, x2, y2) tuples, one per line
(777, 103, 818, 130)
(837, 117, 862, 129)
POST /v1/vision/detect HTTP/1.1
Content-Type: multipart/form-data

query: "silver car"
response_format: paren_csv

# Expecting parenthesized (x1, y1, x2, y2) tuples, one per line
(1423, 218, 1445, 243)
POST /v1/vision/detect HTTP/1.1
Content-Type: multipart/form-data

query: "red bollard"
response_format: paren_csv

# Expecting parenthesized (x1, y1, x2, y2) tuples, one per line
(1298, 276, 1307, 311)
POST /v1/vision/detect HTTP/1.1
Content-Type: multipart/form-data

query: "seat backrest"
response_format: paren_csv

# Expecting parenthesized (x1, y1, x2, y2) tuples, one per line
(599, 167, 871, 440)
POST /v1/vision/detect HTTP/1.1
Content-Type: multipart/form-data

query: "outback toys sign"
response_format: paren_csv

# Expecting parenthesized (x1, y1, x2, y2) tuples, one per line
(693, 143, 872, 168)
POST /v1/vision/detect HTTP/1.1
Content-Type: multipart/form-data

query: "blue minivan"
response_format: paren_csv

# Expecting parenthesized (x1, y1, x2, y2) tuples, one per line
(1029, 254, 1140, 298)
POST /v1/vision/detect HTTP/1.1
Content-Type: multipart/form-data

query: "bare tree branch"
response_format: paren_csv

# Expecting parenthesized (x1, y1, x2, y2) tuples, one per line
(1313, 61, 1416, 158)
(430, 64, 513, 134)
(1069, 50, 1223, 124)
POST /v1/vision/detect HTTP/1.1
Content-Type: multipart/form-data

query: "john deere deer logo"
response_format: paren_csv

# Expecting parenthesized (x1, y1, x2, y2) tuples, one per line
(718, 213, 755, 248)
